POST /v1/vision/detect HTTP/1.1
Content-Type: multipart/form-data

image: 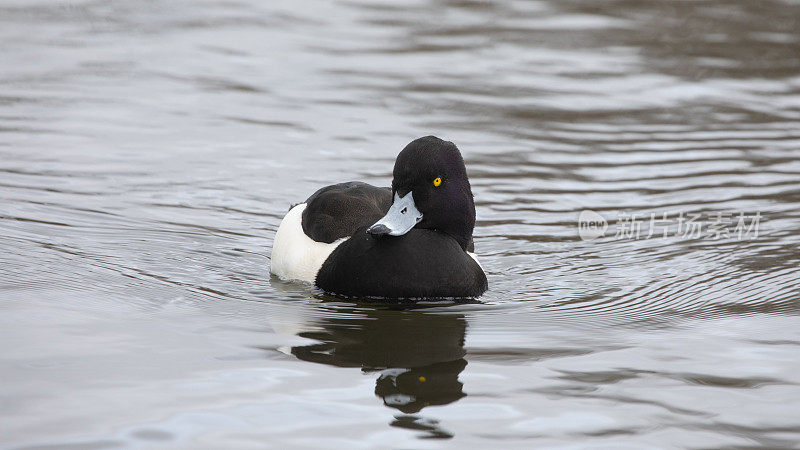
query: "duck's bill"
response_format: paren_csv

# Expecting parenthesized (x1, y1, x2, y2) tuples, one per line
(367, 191, 423, 236)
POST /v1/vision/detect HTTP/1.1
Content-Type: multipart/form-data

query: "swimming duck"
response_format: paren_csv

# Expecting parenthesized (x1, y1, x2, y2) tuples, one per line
(270, 136, 487, 299)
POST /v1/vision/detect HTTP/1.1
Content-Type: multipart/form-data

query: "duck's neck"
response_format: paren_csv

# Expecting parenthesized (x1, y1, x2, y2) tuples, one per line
(447, 203, 475, 252)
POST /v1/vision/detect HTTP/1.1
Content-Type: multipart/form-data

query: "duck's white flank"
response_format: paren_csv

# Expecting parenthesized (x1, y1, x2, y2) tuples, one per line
(270, 203, 345, 283)
(467, 252, 481, 268)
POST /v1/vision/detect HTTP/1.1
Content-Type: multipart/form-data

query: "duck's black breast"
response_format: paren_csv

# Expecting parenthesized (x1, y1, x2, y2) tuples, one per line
(302, 182, 392, 243)
(315, 228, 487, 300)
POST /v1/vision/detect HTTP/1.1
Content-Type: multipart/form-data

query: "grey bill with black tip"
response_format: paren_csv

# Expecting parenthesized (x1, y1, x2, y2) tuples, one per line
(366, 192, 422, 236)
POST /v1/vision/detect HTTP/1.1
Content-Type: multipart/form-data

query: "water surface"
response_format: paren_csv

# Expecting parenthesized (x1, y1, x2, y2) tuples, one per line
(1, 0, 799, 448)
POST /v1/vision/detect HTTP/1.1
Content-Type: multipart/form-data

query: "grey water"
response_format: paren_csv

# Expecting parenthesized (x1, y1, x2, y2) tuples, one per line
(1, 0, 799, 448)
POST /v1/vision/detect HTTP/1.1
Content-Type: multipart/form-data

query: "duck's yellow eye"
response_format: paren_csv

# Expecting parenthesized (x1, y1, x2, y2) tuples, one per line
(433, 177, 442, 187)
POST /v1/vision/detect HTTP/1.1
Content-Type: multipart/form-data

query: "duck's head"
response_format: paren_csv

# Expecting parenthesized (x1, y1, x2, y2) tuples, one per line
(367, 136, 476, 250)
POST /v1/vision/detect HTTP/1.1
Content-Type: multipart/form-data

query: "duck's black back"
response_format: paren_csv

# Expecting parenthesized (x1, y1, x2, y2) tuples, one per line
(302, 182, 392, 243)
(316, 228, 487, 300)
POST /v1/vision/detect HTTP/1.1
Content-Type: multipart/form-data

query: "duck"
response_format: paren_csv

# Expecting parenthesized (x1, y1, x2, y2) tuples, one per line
(270, 136, 487, 300)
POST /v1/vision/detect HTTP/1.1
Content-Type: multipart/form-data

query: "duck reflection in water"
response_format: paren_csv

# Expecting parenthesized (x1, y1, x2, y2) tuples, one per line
(289, 305, 468, 437)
